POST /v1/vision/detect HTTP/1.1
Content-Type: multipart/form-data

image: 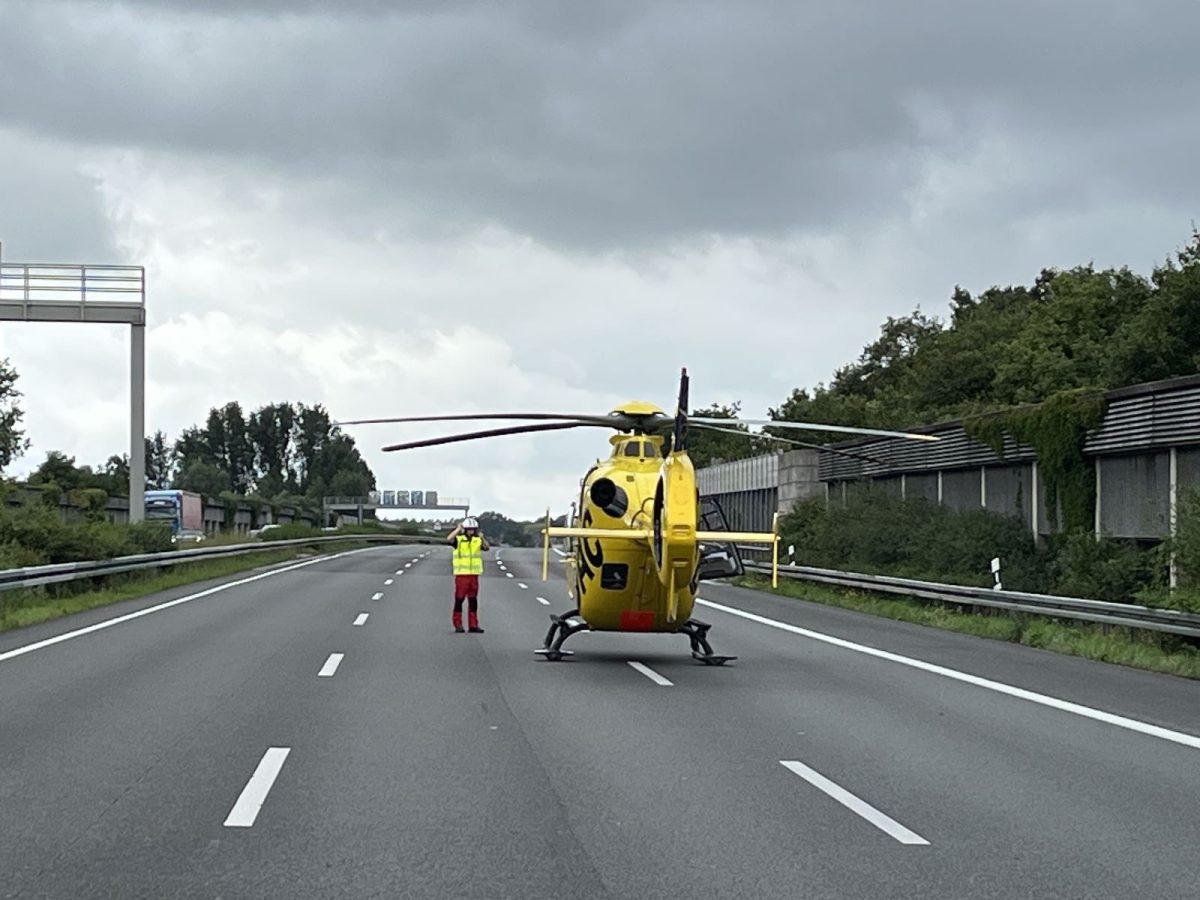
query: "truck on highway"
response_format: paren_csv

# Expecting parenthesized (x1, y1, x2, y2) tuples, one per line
(144, 489, 205, 542)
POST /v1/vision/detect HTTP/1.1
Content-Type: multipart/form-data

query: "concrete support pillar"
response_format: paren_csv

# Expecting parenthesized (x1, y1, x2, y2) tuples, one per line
(129, 324, 145, 523)
(1170, 447, 1179, 589)
(1031, 461, 1040, 536)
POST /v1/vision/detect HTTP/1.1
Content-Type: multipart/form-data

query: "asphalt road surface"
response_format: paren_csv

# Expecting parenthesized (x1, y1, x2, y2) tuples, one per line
(2, 543, 1199, 899)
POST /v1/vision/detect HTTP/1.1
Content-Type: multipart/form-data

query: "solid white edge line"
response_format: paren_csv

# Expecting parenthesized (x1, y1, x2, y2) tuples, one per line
(628, 660, 673, 686)
(0, 547, 383, 665)
(318, 652, 344, 677)
(224, 747, 291, 828)
(695, 597, 1200, 752)
(353, 613, 369, 626)
(371, 592, 384, 601)
(779, 760, 929, 845)
(536, 597, 551, 606)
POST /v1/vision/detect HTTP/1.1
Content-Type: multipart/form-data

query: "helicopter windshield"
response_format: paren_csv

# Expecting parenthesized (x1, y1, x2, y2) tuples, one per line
(620, 441, 659, 458)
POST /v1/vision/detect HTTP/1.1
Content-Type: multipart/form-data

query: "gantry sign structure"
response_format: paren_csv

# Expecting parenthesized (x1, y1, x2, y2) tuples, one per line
(0, 242, 147, 522)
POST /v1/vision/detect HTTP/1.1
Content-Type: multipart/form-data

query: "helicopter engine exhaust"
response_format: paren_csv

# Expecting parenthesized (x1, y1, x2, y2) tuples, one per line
(589, 478, 628, 519)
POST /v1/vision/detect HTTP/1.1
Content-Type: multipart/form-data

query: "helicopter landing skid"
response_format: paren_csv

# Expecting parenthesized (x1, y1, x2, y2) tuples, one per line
(681, 618, 736, 666)
(536, 609, 589, 661)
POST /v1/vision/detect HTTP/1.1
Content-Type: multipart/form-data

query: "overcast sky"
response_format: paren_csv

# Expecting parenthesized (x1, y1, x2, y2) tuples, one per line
(1, 0, 1197, 520)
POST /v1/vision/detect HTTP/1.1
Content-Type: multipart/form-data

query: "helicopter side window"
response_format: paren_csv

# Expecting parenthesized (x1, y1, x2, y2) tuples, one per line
(642, 442, 658, 457)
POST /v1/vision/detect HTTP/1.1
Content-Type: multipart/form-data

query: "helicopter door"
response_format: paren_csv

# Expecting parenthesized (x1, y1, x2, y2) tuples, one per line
(695, 496, 744, 580)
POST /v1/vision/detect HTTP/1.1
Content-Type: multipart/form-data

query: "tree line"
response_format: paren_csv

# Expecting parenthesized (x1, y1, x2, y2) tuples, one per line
(689, 230, 1200, 467)
(0, 377, 376, 515)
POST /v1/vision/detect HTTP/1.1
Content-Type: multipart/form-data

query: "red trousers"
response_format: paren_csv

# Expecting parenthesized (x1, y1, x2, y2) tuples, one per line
(453, 575, 480, 628)
(454, 574, 479, 600)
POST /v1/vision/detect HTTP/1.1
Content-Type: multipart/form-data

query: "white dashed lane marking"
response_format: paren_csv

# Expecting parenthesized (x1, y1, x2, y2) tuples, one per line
(224, 748, 291, 828)
(779, 760, 929, 846)
(318, 653, 344, 677)
(628, 661, 673, 686)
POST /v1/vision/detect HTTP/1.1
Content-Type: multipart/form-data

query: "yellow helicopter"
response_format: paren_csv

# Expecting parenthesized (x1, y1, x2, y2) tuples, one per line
(337, 368, 937, 664)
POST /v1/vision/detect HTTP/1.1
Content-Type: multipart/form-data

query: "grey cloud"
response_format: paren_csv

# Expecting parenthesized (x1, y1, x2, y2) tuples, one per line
(0, 130, 119, 263)
(3, 0, 1197, 255)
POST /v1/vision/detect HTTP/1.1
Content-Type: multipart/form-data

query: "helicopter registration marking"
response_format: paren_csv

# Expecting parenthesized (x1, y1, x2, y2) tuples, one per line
(779, 760, 928, 845)
(697, 597, 1200, 753)
(628, 661, 673, 686)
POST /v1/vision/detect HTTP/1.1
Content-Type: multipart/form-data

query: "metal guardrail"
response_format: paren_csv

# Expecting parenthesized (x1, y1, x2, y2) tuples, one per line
(742, 561, 1200, 639)
(0, 534, 440, 594)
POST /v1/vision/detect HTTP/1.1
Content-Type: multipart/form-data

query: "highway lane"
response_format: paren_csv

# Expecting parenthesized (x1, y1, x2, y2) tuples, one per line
(1, 543, 1198, 898)
(499, 548, 1200, 899)
(0, 544, 431, 899)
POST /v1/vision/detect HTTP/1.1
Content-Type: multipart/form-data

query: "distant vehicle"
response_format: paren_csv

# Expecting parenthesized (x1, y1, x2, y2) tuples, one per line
(249, 523, 283, 539)
(144, 489, 205, 542)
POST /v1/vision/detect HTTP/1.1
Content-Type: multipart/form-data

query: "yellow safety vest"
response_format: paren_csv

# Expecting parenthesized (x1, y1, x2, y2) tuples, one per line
(452, 536, 484, 575)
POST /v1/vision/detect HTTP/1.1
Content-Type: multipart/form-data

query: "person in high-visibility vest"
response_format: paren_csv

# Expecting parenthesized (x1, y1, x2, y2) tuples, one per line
(448, 517, 490, 633)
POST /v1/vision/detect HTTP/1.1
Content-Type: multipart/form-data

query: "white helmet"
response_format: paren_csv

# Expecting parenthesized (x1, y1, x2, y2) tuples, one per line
(461, 517, 479, 529)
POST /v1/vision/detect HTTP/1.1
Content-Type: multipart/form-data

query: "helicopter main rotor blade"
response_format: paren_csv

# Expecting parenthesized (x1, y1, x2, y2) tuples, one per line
(690, 417, 940, 442)
(674, 367, 689, 451)
(339, 412, 624, 428)
(381, 420, 605, 452)
(690, 423, 893, 466)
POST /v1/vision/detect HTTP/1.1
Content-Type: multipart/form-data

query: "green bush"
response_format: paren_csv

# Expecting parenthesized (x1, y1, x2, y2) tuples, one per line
(0, 503, 174, 567)
(781, 490, 1046, 590)
(257, 523, 324, 541)
(1171, 486, 1200, 589)
(67, 487, 109, 522)
(1047, 532, 1166, 602)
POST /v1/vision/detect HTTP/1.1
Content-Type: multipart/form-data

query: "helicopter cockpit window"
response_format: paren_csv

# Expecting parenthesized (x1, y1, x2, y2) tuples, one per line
(623, 442, 641, 457)
(642, 442, 659, 457)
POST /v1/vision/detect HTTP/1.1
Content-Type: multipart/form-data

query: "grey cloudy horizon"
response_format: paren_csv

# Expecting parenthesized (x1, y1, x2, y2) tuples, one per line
(1, 0, 1197, 519)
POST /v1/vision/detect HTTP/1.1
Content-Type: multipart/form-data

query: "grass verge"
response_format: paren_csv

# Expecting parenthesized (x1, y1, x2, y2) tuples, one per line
(0, 542, 373, 634)
(735, 574, 1200, 680)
